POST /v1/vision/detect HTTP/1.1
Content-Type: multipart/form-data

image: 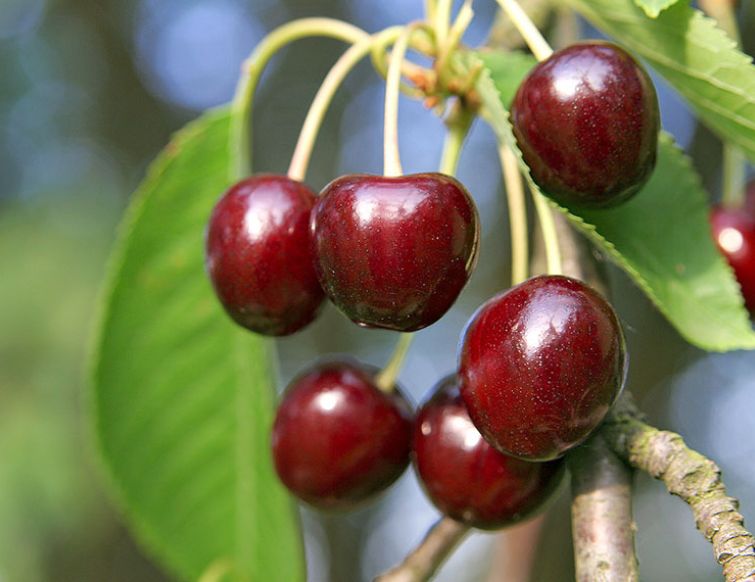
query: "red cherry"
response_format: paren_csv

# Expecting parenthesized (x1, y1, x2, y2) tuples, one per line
(413, 375, 564, 530)
(271, 360, 412, 510)
(511, 41, 659, 208)
(205, 174, 324, 336)
(310, 173, 479, 331)
(459, 275, 626, 461)
(710, 204, 755, 314)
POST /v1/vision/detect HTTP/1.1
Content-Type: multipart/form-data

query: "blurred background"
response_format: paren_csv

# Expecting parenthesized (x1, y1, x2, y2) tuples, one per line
(1, 0, 754, 580)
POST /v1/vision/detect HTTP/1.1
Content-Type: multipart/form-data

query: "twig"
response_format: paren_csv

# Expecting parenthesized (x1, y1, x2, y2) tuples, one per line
(374, 518, 469, 582)
(569, 435, 639, 582)
(602, 396, 755, 582)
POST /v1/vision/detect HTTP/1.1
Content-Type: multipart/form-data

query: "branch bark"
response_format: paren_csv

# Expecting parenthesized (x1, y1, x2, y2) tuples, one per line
(569, 435, 639, 582)
(373, 518, 469, 582)
(603, 396, 755, 582)
(534, 212, 640, 581)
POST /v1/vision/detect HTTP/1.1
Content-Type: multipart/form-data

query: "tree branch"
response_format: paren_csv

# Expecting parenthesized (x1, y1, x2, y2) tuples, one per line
(603, 396, 755, 582)
(373, 518, 469, 582)
(569, 434, 639, 582)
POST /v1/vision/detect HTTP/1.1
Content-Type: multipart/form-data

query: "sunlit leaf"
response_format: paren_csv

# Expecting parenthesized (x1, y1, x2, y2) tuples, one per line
(474, 50, 755, 352)
(90, 108, 305, 581)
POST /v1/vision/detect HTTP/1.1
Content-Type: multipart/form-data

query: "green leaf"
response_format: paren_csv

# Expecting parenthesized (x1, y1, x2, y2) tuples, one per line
(90, 108, 305, 581)
(474, 49, 536, 106)
(632, 0, 682, 18)
(471, 50, 755, 352)
(563, 0, 755, 162)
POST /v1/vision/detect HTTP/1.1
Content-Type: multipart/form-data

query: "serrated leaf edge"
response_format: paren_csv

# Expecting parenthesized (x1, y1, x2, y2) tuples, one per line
(471, 53, 755, 352)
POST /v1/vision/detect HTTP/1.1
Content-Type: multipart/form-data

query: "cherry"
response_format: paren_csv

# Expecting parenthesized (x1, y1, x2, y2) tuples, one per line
(710, 204, 755, 314)
(271, 359, 413, 510)
(511, 41, 659, 208)
(205, 174, 324, 336)
(310, 173, 479, 331)
(459, 275, 626, 461)
(413, 375, 564, 530)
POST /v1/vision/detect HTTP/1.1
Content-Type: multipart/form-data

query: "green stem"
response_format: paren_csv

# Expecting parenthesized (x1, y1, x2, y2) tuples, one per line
(494, 0, 553, 61)
(533, 192, 563, 276)
(493, 0, 563, 277)
(229, 18, 368, 181)
(435, 0, 454, 49)
(375, 333, 414, 392)
(384, 25, 416, 177)
(499, 145, 529, 286)
(376, 110, 472, 393)
(288, 27, 404, 182)
(439, 105, 473, 175)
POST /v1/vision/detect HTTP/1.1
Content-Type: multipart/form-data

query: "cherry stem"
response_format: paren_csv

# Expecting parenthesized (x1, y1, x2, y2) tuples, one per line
(384, 25, 418, 177)
(499, 145, 529, 286)
(439, 104, 474, 175)
(373, 518, 469, 582)
(375, 333, 414, 393)
(698, 0, 746, 209)
(229, 18, 368, 181)
(494, 0, 553, 61)
(436, 0, 475, 85)
(492, 0, 564, 277)
(434, 0, 454, 49)
(288, 27, 404, 183)
(532, 191, 564, 276)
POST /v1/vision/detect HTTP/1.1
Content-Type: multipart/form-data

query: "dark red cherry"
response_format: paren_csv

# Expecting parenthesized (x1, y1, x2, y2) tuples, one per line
(511, 41, 659, 208)
(310, 173, 479, 331)
(710, 205, 755, 314)
(271, 360, 412, 510)
(413, 375, 564, 530)
(459, 275, 626, 461)
(205, 174, 324, 336)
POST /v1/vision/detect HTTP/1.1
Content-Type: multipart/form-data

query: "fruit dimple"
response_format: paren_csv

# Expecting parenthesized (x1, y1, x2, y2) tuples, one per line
(511, 41, 659, 208)
(459, 275, 626, 461)
(311, 172, 480, 331)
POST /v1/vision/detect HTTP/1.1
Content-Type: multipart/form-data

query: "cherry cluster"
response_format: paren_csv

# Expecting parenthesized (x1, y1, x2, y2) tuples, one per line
(205, 41, 657, 530)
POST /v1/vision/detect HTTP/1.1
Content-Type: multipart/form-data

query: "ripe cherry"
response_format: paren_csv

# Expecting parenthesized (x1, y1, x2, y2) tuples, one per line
(413, 375, 564, 530)
(271, 360, 412, 510)
(511, 41, 659, 208)
(710, 204, 755, 314)
(310, 173, 479, 331)
(459, 275, 626, 461)
(205, 174, 324, 336)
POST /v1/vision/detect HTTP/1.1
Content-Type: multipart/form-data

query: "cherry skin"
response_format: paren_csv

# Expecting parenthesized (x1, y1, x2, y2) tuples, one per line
(511, 41, 659, 208)
(205, 174, 324, 336)
(271, 360, 413, 510)
(459, 275, 627, 461)
(413, 375, 565, 530)
(310, 173, 479, 331)
(710, 204, 755, 314)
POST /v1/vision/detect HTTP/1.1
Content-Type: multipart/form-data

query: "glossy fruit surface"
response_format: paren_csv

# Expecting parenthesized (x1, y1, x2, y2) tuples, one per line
(460, 275, 626, 461)
(311, 173, 479, 331)
(413, 375, 564, 530)
(205, 174, 324, 336)
(511, 41, 659, 208)
(711, 204, 755, 313)
(271, 360, 412, 510)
